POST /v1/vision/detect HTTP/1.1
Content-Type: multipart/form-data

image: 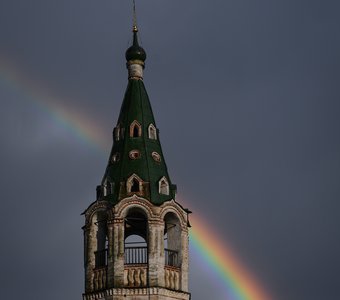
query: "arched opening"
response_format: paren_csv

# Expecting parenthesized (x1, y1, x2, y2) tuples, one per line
(148, 124, 157, 140)
(124, 209, 148, 265)
(94, 211, 108, 269)
(164, 212, 181, 267)
(133, 126, 139, 137)
(131, 178, 139, 192)
(130, 120, 142, 138)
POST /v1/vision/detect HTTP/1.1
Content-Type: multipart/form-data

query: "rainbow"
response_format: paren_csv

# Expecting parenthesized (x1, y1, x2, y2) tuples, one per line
(189, 212, 270, 300)
(1, 57, 271, 300)
(0, 56, 108, 156)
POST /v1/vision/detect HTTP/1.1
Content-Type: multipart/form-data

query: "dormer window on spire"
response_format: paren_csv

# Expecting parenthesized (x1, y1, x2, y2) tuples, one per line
(103, 178, 113, 196)
(130, 120, 142, 137)
(114, 125, 120, 141)
(127, 174, 143, 194)
(159, 176, 169, 195)
(148, 124, 157, 140)
(131, 178, 139, 192)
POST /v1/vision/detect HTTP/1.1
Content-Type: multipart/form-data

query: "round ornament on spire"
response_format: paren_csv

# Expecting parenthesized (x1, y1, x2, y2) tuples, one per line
(125, 27, 147, 63)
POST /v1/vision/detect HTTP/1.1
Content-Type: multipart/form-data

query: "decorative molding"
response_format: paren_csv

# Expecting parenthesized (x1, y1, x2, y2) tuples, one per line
(159, 200, 188, 229)
(129, 149, 141, 160)
(83, 287, 190, 300)
(114, 196, 156, 220)
(84, 200, 111, 224)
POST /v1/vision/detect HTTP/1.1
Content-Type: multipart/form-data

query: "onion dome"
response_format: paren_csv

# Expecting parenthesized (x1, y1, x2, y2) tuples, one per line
(125, 26, 146, 63)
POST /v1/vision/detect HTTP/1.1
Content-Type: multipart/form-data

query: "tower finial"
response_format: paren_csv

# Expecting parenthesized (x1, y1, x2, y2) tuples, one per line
(133, 0, 138, 32)
(126, 0, 146, 79)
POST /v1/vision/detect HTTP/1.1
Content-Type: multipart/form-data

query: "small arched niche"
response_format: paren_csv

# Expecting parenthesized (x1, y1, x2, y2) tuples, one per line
(124, 208, 148, 265)
(148, 124, 157, 140)
(159, 176, 170, 195)
(164, 212, 181, 267)
(130, 120, 142, 138)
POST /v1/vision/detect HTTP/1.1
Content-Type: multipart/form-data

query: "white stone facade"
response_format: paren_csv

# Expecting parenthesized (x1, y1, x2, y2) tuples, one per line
(82, 195, 190, 300)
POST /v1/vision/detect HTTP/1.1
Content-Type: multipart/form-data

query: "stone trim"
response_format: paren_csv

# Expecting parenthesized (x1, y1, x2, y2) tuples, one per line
(83, 287, 190, 300)
(159, 200, 188, 229)
(84, 200, 111, 225)
(114, 196, 155, 220)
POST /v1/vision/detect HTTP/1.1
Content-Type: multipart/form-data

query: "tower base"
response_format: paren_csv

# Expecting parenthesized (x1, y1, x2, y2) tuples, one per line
(83, 287, 190, 300)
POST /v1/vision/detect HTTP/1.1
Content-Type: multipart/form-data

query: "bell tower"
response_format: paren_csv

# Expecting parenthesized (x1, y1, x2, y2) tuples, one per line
(81, 17, 191, 300)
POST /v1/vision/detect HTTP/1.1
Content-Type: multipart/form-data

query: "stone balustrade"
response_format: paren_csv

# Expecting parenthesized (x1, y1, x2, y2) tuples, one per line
(93, 267, 107, 291)
(124, 265, 148, 287)
(164, 266, 180, 291)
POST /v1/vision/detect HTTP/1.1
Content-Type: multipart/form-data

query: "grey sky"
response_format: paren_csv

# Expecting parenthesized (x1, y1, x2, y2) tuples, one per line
(1, 0, 340, 299)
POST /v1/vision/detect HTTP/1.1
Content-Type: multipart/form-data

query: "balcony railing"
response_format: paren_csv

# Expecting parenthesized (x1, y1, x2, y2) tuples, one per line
(165, 249, 179, 267)
(122, 247, 179, 267)
(124, 246, 148, 265)
(94, 249, 108, 268)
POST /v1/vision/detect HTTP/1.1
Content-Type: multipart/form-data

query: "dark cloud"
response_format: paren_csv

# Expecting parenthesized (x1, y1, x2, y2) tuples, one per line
(1, 0, 340, 299)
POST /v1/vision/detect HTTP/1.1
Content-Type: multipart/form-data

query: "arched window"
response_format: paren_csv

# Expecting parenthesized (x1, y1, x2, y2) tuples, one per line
(159, 176, 169, 195)
(124, 209, 148, 267)
(164, 212, 181, 268)
(130, 120, 142, 138)
(148, 124, 157, 140)
(127, 174, 143, 194)
(131, 178, 139, 192)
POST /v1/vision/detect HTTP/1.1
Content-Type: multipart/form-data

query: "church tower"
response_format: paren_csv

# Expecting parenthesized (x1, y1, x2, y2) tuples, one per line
(82, 21, 191, 300)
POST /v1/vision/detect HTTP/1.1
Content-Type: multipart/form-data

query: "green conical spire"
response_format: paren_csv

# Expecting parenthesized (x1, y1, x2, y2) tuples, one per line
(99, 28, 176, 205)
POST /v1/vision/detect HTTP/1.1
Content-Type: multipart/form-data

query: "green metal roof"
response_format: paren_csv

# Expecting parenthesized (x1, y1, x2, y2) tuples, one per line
(101, 77, 176, 205)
